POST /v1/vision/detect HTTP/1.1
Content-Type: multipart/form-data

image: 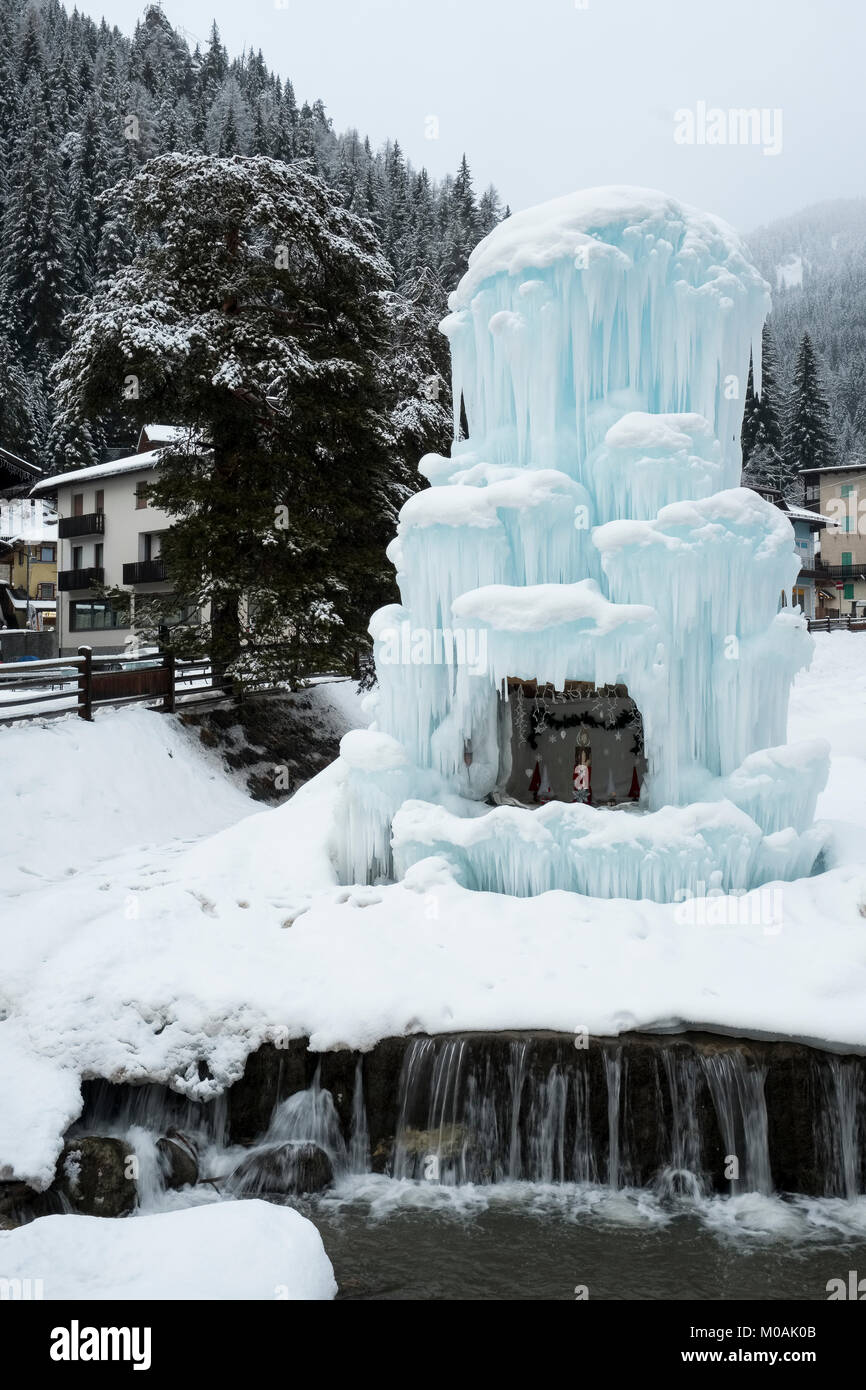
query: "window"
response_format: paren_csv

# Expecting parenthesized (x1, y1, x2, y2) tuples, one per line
(842, 552, 852, 567)
(69, 600, 126, 632)
(40, 545, 55, 563)
(95, 490, 104, 513)
(38, 583, 55, 600)
(841, 484, 854, 498)
(135, 484, 148, 510)
(72, 546, 83, 570)
(72, 493, 84, 517)
(845, 515, 853, 533)
(142, 532, 163, 561)
(94, 543, 103, 569)
(844, 584, 855, 601)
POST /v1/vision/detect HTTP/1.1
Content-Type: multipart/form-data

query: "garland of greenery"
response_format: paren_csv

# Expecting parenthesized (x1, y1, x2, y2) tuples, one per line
(527, 704, 644, 754)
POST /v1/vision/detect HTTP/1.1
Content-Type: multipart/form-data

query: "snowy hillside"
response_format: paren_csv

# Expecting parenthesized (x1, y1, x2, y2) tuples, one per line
(746, 199, 866, 459)
(2, 634, 866, 1190)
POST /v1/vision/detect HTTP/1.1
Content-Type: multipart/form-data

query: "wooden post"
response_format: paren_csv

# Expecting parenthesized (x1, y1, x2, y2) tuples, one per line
(163, 649, 176, 713)
(77, 645, 93, 721)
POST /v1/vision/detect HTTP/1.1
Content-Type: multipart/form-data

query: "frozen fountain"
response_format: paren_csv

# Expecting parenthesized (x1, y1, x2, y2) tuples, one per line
(334, 187, 829, 899)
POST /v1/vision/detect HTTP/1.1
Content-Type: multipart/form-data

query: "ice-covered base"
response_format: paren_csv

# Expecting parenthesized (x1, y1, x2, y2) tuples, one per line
(335, 727, 829, 899)
(391, 797, 828, 902)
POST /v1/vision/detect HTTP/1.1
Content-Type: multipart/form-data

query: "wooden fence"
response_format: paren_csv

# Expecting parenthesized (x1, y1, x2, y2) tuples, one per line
(0, 646, 262, 725)
(807, 617, 866, 633)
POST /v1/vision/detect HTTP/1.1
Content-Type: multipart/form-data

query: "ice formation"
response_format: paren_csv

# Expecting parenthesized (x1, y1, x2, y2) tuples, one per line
(334, 186, 829, 900)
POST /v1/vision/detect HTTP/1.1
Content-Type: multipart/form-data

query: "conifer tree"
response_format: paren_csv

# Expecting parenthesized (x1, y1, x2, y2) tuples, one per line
(787, 332, 836, 493)
(54, 154, 404, 683)
(741, 322, 785, 491)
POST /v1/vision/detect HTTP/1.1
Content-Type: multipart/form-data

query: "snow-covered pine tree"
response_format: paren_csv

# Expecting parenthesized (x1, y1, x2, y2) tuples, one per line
(54, 154, 405, 685)
(0, 336, 46, 463)
(0, 0, 508, 478)
(787, 332, 836, 495)
(0, 75, 70, 367)
(741, 322, 785, 492)
(386, 267, 452, 475)
(439, 154, 481, 286)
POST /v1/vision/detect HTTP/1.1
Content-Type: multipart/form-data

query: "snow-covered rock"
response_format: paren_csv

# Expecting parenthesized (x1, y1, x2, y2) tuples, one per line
(0, 1200, 337, 1300)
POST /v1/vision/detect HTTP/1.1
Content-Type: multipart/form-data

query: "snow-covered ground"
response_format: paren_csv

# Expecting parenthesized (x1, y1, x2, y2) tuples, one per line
(0, 1200, 336, 1300)
(3, 705, 255, 897)
(1, 635, 866, 1189)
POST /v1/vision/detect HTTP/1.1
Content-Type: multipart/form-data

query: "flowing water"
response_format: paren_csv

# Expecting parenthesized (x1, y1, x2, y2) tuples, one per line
(66, 1036, 866, 1300)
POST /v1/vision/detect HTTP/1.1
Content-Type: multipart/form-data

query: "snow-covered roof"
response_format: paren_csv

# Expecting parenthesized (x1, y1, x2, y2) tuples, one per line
(783, 503, 833, 526)
(797, 463, 866, 475)
(138, 424, 187, 446)
(0, 446, 41, 479)
(30, 450, 162, 496)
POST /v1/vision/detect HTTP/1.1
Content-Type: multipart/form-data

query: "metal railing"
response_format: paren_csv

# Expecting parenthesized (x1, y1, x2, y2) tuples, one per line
(58, 513, 105, 539)
(800, 563, 866, 580)
(122, 559, 167, 584)
(57, 567, 104, 591)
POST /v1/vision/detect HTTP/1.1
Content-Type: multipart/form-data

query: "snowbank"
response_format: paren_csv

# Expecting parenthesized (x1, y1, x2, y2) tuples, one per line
(3, 706, 254, 898)
(0, 1201, 337, 1300)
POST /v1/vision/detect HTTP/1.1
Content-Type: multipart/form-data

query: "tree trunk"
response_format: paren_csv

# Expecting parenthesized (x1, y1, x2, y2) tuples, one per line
(211, 593, 241, 693)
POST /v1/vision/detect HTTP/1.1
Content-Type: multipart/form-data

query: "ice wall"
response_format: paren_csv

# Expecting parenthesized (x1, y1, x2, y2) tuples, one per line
(336, 186, 829, 899)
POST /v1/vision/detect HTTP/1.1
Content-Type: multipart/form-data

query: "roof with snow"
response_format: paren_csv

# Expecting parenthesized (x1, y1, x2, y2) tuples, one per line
(782, 503, 833, 526)
(138, 424, 188, 448)
(797, 463, 866, 475)
(0, 446, 41, 488)
(30, 450, 162, 496)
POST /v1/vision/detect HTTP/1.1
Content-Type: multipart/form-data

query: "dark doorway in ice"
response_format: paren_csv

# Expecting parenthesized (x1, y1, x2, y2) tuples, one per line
(497, 680, 647, 809)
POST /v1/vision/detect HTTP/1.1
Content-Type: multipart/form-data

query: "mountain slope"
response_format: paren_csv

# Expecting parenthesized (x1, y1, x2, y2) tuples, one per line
(746, 199, 866, 460)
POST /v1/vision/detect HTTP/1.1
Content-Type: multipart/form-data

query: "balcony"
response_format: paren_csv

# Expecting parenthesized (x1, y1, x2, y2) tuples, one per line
(800, 562, 866, 581)
(58, 567, 104, 591)
(58, 512, 105, 539)
(123, 559, 167, 584)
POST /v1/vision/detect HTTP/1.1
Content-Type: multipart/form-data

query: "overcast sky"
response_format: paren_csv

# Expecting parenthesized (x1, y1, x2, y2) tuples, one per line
(75, 0, 864, 235)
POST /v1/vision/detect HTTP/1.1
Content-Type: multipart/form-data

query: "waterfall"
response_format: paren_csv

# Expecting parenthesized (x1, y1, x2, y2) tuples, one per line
(68, 1078, 227, 1212)
(382, 1036, 811, 1196)
(58, 1036, 866, 1205)
(603, 1048, 622, 1189)
(700, 1053, 772, 1195)
(817, 1057, 863, 1199)
(658, 1050, 707, 1200)
(348, 1058, 371, 1175)
(507, 1040, 529, 1179)
(266, 1065, 348, 1173)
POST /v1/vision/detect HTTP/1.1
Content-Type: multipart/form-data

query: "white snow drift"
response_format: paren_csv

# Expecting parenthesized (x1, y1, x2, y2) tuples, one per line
(0, 1200, 336, 1300)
